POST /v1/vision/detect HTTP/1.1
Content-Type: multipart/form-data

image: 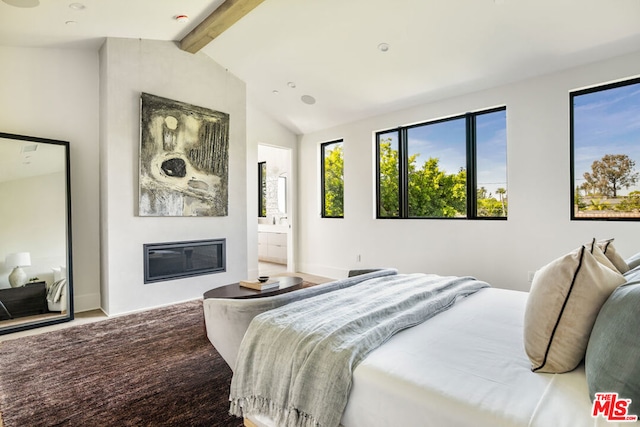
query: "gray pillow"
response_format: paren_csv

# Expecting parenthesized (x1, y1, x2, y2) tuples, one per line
(626, 252, 640, 271)
(585, 282, 640, 417)
(623, 264, 640, 285)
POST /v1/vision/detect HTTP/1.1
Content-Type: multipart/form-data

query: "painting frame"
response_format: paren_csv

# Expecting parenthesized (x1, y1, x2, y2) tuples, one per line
(139, 93, 229, 217)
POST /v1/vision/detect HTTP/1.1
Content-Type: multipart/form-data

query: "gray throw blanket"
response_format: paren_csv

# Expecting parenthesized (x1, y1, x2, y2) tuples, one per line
(229, 273, 489, 427)
(47, 278, 66, 303)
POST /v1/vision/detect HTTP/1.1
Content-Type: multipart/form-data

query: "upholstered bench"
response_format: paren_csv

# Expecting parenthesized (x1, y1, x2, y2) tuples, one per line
(202, 268, 397, 369)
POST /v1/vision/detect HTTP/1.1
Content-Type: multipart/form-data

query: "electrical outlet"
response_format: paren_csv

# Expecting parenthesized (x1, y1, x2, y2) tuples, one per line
(527, 271, 536, 283)
(356, 254, 362, 263)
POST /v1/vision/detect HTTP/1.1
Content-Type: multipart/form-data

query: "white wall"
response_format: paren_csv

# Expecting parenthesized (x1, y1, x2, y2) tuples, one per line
(246, 106, 298, 278)
(0, 43, 286, 317)
(297, 50, 640, 291)
(99, 38, 247, 315)
(0, 173, 66, 288)
(0, 47, 101, 310)
(258, 144, 291, 221)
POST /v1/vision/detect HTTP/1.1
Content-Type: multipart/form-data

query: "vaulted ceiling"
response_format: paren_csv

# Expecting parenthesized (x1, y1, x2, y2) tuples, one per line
(1, 0, 640, 134)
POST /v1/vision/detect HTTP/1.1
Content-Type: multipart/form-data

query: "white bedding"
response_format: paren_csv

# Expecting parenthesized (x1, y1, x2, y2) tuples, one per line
(248, 288, 629, 427)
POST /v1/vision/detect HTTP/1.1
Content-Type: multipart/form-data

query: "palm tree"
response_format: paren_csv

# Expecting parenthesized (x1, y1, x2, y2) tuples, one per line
(477, 187, 488, 199)
(496, 188, 507, 216)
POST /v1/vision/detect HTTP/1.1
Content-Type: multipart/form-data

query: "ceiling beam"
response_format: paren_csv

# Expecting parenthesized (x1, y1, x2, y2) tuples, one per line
(180, 0, 265, 54)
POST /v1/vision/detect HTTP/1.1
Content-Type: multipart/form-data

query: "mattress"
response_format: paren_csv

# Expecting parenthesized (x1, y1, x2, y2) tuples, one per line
(248, 288, 628, 427)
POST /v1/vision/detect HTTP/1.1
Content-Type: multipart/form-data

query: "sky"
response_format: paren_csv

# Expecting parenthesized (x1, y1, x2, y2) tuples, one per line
(573, 81, 640, 195)
(378, 80, 640, 201)
(406, 109, 507, 197)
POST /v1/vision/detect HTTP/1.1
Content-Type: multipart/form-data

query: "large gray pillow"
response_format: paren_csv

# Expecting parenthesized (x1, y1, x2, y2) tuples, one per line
(626, 252, 640, 271)
(586, 282, 640, 418)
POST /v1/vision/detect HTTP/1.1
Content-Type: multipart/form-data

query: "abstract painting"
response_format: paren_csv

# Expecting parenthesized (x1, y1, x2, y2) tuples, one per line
(139, 93, 229, 216)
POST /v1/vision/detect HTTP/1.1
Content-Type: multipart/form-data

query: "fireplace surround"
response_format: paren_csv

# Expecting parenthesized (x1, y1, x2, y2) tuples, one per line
(143, 239, 226, 283)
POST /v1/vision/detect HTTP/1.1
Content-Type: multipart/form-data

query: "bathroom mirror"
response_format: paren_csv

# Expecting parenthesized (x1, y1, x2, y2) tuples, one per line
(0, 132, 73, 335)
(278, 174, 287, 215)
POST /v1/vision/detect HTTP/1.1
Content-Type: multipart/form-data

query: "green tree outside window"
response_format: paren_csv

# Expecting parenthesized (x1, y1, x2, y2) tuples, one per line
(377, 107, 507, 219)
(572, 77, 640, 219)
(322, 141, 344, 218)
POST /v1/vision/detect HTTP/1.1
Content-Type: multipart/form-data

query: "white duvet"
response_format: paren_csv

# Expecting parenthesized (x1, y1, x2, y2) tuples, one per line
(249, 288, 631, 427)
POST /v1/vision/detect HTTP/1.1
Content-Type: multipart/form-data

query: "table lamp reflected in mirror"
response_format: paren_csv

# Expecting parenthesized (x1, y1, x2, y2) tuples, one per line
(6, 252, 31, 288)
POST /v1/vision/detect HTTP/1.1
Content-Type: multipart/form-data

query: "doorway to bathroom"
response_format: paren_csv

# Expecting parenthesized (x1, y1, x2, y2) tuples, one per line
(257, 145, 293, 276)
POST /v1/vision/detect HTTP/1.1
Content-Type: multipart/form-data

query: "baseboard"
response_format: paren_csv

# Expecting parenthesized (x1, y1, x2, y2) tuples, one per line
(102, 296, 202, 318)
(73, 292, 101, 313)
(296, 262, 347, 280)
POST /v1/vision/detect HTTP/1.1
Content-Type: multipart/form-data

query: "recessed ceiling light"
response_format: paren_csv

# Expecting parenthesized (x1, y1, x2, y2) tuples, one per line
(301, 95, 316, 105)
(287, 82, 296, 89)
(175, 14, 189, 23)
(378, 43, 390, 52)
(68, 2, 85, 10)
(65, 20, 78, 25)
(2, 0, 39, 7)
(272, 90, 279, 95)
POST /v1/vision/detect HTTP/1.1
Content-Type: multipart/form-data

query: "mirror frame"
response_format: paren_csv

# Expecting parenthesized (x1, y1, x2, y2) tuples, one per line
(278, 174, 287, 215)
(0, 132, 74, 335)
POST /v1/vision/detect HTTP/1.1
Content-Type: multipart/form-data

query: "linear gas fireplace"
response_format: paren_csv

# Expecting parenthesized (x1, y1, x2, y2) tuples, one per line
(143, 239, 226, 284)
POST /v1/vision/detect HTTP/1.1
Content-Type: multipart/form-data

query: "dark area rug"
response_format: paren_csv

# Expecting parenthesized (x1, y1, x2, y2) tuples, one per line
(0, 300, 243, 427)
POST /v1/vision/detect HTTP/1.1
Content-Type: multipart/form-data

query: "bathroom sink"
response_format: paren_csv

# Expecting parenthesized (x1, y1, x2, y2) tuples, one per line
(258, 224, 289, 233)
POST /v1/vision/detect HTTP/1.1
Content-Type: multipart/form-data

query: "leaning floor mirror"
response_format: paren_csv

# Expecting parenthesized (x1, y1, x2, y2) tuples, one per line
(0, 132, 73, 335)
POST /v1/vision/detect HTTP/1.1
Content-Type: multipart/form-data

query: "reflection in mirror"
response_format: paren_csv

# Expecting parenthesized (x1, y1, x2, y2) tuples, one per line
(0, 132, 73, 335)
(278, 175, 287, 215)
(258, 161, 267, 218)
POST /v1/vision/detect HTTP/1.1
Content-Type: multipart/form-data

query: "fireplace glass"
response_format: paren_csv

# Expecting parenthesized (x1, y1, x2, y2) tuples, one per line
(143, 239, 225, 283)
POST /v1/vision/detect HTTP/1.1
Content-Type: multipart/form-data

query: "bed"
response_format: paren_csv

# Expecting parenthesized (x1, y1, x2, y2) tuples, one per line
(226, 240, 640, 427)
(47, 266, 68, 312)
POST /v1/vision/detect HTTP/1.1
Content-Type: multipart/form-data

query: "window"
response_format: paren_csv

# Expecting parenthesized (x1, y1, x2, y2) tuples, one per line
(321, 140, 344, 218)
(571, 77, 640, 220)
(376, 107, 507, 219)
(258, 161, 267, 217)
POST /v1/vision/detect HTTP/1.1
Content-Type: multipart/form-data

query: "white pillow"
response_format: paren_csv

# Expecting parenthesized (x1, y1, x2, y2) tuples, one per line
(52, 267, 63, 282)
(585, 238, 618, 272)
(596, 238, 629, 274)
(52, 266, 67, 282)
(524, 244, 626, 373)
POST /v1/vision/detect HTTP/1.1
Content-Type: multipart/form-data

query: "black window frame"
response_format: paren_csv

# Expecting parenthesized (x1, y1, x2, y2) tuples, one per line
(570, 76, 640, 221)
(375, 106, 507, 220)
(258, 161, 267, 217)
(320, 139, 344, 218)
